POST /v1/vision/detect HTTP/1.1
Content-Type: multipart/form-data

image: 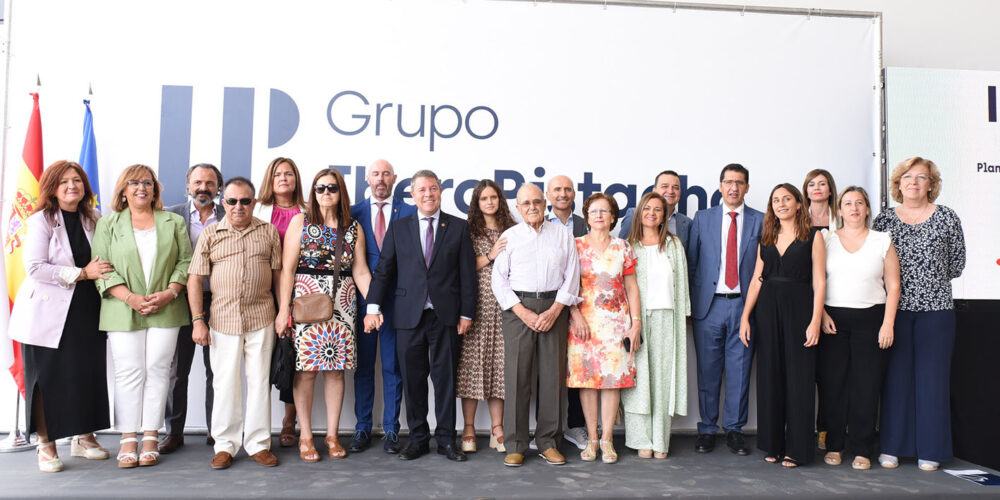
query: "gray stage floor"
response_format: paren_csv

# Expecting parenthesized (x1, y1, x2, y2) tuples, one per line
(1, 434, 997, 499)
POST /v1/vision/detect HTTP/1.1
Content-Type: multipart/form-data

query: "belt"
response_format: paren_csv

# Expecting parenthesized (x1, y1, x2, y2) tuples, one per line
(714, 292, 742, 299)
(515, 290, 557, 300)
(764, 276, 810, 284)
(297, 267, 352, 278)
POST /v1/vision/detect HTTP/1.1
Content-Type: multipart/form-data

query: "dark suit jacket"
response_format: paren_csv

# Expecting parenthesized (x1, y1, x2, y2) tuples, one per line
(366, 211, 477, 330)
(687, 204, 763, 320)
(350, 196, 417, 273)
(618, 206, 692, 249)
(547, 213, 588, 238)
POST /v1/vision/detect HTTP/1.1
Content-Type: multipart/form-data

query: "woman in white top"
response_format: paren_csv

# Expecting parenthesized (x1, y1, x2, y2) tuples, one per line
(621, 192, 691, 459)
(817, 186, 900, 470)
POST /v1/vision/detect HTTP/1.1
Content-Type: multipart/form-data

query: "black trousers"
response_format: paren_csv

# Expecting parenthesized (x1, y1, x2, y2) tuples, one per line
(164, 293, 214, 435)
(818, 305, 888, 458)
(397, 309, 461, 447)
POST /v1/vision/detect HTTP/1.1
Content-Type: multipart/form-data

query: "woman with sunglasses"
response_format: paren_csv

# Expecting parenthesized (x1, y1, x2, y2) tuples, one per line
(275, 169, 373, 462)
(254, 157, 308, 447)
(92, 165, 192, 468)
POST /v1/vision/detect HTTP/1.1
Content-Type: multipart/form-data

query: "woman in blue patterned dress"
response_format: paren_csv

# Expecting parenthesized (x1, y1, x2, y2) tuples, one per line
(276, 168, 372, 462)
(873, 157, 965, 472)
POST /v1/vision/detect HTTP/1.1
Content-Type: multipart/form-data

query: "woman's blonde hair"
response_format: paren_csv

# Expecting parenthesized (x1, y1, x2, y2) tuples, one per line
(111, 164, 163, 212)
(889, 157, 941, 203)
(835, 186, 872, 229)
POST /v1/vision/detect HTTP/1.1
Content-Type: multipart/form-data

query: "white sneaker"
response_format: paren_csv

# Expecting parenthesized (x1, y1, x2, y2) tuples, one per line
(563, 427, 588, 450)
(918, 459, 940, 471)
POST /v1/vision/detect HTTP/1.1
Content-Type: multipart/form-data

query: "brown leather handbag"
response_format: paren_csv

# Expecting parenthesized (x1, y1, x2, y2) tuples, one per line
(290, 222, 346, 324)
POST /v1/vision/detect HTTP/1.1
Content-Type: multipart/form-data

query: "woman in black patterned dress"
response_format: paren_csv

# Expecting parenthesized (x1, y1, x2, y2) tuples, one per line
(873, 157, 965, 472)
(457, 180, 516, 453)
(276, 168, 372, 462)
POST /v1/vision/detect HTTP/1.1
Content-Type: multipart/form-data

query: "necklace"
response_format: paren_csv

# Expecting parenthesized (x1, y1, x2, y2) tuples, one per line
(276, 202, 296, 209)
(898, 203, 931, 225)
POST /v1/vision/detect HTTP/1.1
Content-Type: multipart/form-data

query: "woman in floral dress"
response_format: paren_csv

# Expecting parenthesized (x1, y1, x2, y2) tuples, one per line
(276, 168, 372, 462)
(568, 193, 642, 464)
(457, 180, 516, 453)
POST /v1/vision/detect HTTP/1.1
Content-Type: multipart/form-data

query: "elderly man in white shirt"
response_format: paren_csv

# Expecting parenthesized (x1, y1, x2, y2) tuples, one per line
(492, 184, 580, 468)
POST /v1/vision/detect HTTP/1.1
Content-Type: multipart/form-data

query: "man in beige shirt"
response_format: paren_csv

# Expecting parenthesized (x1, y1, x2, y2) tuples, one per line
(188, 177, 282, 470)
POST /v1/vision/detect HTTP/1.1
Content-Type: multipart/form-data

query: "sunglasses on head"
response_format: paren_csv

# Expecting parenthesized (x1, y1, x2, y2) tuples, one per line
(224, 198, 253, 206)
(315, 184, 340, 194)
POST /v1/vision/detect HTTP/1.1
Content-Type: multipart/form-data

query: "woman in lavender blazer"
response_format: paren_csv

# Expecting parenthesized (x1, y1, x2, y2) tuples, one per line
(9, 161, 114, 472)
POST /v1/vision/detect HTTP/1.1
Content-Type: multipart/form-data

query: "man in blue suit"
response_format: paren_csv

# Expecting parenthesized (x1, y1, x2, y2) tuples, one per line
(618, 170, 693, 248)
(364, 170, 477, 462)
(349, 159, 416, 454)
(687, 164, 762, 456)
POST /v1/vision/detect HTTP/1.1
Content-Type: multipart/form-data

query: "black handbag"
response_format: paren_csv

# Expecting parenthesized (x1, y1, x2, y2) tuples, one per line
(270, 334, 296, 393)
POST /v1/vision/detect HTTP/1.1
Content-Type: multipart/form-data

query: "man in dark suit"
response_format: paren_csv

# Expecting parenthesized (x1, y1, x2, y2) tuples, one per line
(543, 175, 588, 449)
(161, 163, 225, 453)
(348, 159, 416, 454)
(618, 170, 693, 248)
(687, 163, 762, 456)
(364, 170, 477, 462)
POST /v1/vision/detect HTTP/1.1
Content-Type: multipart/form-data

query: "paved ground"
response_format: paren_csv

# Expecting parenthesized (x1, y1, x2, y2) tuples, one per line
(1, 434, 997, 499)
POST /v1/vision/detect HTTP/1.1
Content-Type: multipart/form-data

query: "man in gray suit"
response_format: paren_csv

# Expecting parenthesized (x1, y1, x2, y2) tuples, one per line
(543, 175, 588, 449)
(160, 163, 225, 453)
(618, 170, 693, 248)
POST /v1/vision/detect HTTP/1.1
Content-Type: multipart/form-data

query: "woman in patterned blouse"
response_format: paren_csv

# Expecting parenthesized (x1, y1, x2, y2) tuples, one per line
(873, 157, 966, 472)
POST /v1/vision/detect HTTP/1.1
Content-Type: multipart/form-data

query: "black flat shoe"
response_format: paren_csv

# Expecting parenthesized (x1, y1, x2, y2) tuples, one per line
(695, 433, 716, 453)
(398, 442, 430, 460)
(348, 430, 371, 453)
(437, 443, 468, 462)
(726, 431, 750, 456)
(383, 431, 401, 454)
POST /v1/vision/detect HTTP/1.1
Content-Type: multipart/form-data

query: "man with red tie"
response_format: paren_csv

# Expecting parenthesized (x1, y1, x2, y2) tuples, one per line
(687, 164, 762, 456)
(349, 159, 416, 454)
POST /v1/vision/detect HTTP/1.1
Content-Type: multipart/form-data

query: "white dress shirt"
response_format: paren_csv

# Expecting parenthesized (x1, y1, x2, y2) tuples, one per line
(491, 220, 581, 311)
(370, 195, 394, 230)
(715, 203, 745, 294)
(643, 245, 674, 309)
(189, 200, 218, 291)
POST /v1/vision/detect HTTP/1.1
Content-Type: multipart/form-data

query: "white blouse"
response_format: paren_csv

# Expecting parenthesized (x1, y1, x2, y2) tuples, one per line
(134, 227, 158, 288)
(824, 229, 892, 308)
(643, 244, 673, 310)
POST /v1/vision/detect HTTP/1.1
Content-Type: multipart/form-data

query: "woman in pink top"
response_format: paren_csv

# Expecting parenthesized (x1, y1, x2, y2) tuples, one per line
(255, 157, 307, 447)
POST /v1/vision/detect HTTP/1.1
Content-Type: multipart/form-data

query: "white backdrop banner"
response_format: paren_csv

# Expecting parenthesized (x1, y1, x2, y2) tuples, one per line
(885, 67, 1000, 301)
(1, 0, 880, 432)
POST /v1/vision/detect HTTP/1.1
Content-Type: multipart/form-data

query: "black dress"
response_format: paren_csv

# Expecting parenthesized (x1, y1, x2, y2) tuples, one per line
(23, 210, 110, 440)
(754, 231, 817, 464)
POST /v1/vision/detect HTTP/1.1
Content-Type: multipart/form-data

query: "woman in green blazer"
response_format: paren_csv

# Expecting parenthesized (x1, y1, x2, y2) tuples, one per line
(621, 192, 691, 459)
(92, 164, 191, 469)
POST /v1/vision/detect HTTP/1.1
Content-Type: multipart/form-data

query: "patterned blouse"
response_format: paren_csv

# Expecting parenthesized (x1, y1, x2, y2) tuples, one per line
(872, 205, 965, 312)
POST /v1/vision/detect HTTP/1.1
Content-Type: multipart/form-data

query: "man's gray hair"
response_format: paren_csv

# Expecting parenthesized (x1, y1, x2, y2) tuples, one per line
(411, 169, 441, 187)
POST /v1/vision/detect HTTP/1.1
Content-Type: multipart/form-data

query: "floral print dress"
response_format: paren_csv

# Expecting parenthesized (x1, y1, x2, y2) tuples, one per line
(293, 217, 359, 371)
(567, 237, 637, 389)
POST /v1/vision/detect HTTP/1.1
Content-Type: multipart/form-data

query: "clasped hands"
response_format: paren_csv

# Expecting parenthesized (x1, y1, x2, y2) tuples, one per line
(516, 303, 563, 334)
(362, 313, 472, 335)
(124, 289, 174, 317)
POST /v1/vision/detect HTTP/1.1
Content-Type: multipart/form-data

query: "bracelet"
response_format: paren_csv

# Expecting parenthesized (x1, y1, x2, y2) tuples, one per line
(167, 288, 180, 300)
(631, 316, 641, 321)
(124, 292, 134, 304)
(192, 314, 205, 323)
(79, 268, 88, 281)
(487, 255, 495, 264)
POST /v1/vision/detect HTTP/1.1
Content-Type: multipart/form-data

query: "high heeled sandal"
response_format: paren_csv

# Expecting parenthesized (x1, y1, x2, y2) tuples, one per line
(117, 437, 139, 469)
(600, 440, 618, 464)
(653, 451, 668, 459)
(37, 440, 63, 473)
(139, 435, 160, 466)
(852, 456, 872, 470)
(824, 451, 842, 466)
(279, 418, 297, 448)
(71, 434, 110, 460)
(299, 438, 320, 462)
(489, 424, 505, 453)
(637, 449, 653, 459)
(325, 435, 346, 459)
(461, 425, 477, 453)
(580, 440, 599, 462)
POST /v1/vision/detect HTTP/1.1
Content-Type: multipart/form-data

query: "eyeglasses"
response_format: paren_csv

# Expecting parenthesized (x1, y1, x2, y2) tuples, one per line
(901, 174, 929, 182)
(721, 180, 747, 187)
(224, 198, 253, 206)
(127, 180, 154, 188)
(315, 184, 340, 194)
(517, 199, 544, 208)
(587, 208, 611, 216)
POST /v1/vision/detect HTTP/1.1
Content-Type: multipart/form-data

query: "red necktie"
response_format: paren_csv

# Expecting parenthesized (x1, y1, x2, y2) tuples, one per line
(375, 202, 387, 250)
(725, 211, 738, 290)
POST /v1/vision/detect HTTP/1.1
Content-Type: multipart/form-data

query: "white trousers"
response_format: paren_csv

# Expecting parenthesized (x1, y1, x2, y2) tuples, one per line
(108, 327, 181, 433)
(210, 326, 275, 456)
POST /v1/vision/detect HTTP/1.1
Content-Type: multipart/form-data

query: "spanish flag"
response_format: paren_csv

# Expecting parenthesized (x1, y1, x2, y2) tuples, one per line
(4, 93, 43, 396)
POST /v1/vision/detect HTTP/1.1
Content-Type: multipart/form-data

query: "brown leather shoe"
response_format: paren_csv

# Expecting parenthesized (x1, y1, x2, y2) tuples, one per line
(250, 449, 279, 467)
(504, 452, 524, 467)
(211, 451, 233, 470)
(158, 434, 183, 454)
(540, 447, 566, 465)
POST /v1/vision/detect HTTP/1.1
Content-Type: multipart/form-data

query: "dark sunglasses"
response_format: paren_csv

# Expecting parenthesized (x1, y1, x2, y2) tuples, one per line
(224, 198, 253, 206)
(314, 184, 340, 194)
